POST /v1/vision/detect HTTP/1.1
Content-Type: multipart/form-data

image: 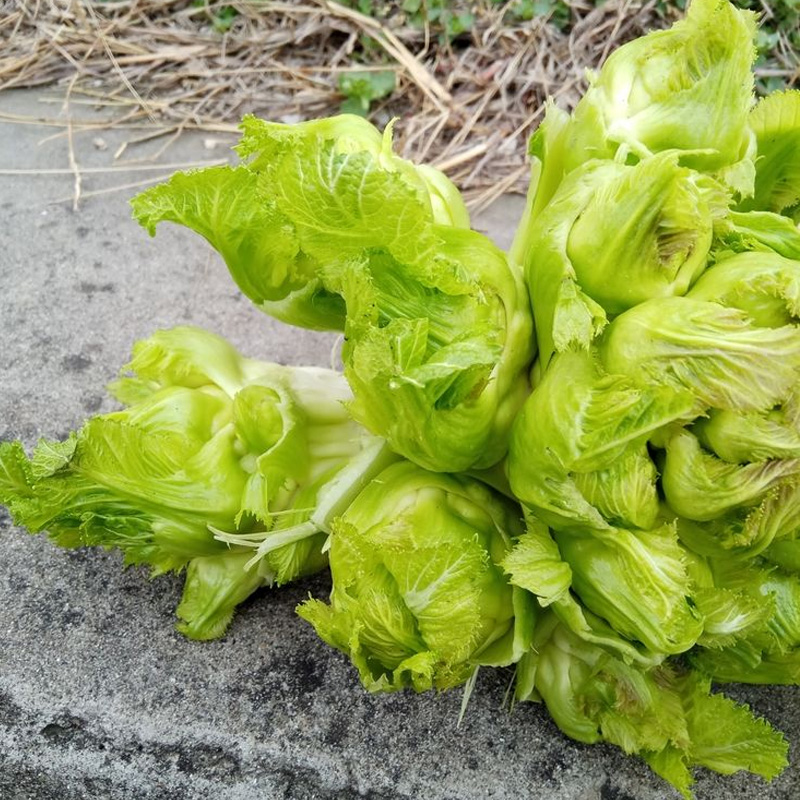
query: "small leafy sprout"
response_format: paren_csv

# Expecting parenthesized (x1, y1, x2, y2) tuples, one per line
(402, 0, 474, 43)
(508, 0, 571, 30)
(192, 1, 239, 33)
(338, 70, 397, 116)
(212, 6, 238, 32)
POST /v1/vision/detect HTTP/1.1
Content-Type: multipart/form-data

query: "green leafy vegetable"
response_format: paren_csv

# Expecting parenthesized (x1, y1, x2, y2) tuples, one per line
(520, 154, 723, 365)
(598, 297, 800, 413)
(690, 559, 800, 685)
(510, 0, 758, 249)
(507, 348, 693, 532)
(694, 403, 800, 464)
(2, 2, 798, 797)
(662, 429, 800, 521)
(553, 521, 703, 655)
(738, 90, 800, 218)
(132, 115, 533, 472)
(515, 612, 787, 799)
(714, 210, 800, 261)
(298, 461, 535, 692)
(0, 326, 384, 639)
(688, 250, 800, 327)
(503, 510, 673, 666)
(676, 478, 800, 561)
(566, 0, 757, 174)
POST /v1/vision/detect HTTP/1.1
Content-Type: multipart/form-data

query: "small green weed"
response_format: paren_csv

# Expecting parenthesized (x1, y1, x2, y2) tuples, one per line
(338, 70, 397, 115)
(506, 0, 572, 30)
(336, 1, 475, 43)
(192, 1, 239, 33)
(402, 0, 475, 41)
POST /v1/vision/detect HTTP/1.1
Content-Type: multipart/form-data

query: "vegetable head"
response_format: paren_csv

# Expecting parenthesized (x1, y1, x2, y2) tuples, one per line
(334, 225, 533, 471)
(516, 612, 787, 799)
(509, 0, 757, 266)
(502, 510, 667, 667)
(297, 461, 535, 692)
(567, 0, 757, 174)
(507, 349, 693, 532)
(522, 155, 723, 365)
(553, 523, 703, 655)
(738, 90, 800, 219)
(132, 116, 535, 472)
(565, 155, 716, 313)
(714, 210, 800, 262)
(0, 326, 378, 639)
(676, 478, 800, 564)
(689, 558, 800, 685)
(598, 296, 800, 413)
(687, 251, 800, 328)
(661, 429, 800, 521)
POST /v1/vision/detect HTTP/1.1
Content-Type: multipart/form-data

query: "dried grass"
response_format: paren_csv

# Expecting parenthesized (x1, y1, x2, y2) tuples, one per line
(1, 0, 794, 208)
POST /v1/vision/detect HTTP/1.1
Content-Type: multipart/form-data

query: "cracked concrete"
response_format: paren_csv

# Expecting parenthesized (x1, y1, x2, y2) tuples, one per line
(0, 88, 798, 800)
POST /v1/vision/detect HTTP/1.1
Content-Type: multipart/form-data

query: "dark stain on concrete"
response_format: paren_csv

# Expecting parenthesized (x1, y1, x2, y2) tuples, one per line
(323, 715, 350, 747)
(175, 742, 242, 780)
(0, 688, 24, 729)
(599, 780, 638, 800)
(0, 765, 144, 800)
(40, 714, 98, 750)
(61, 354, 92, 373)
(274, 763, 413, 800)
(36, 710, 244, 785)
(82, 393, 103, 414)
(78, 281, 115, 296)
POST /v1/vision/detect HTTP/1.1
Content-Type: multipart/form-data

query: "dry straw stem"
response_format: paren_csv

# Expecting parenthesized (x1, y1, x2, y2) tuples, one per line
(3, 0, 789, 209)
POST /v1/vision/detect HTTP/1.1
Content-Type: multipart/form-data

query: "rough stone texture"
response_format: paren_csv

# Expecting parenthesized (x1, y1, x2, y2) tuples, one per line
(1, 89, 798, 800)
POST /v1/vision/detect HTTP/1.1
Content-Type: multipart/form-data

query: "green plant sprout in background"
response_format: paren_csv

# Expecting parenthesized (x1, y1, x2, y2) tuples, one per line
(402, 0, 476, 40)
(338, 70, 397, 115)
(192, 0, 239, 32)
(505, 0, 572, 30)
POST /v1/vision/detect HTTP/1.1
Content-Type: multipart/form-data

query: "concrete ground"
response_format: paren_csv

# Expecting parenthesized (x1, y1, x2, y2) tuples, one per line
(0, 88, 798, 800)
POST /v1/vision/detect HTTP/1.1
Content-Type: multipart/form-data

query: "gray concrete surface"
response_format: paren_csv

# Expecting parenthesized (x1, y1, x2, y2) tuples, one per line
(0, 88, 798, 800)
